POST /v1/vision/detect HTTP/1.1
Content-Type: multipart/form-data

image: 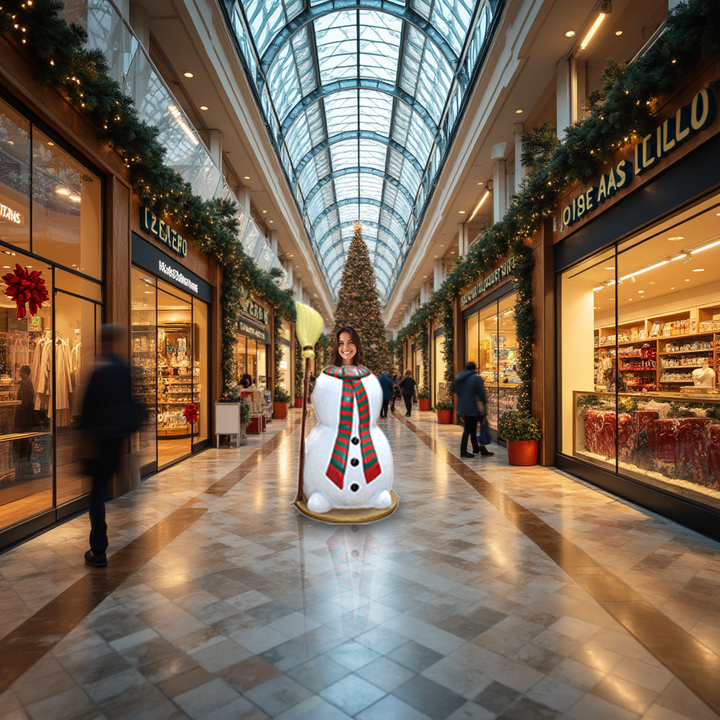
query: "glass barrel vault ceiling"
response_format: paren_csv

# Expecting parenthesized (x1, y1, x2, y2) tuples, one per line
(223, 0, 502, 300)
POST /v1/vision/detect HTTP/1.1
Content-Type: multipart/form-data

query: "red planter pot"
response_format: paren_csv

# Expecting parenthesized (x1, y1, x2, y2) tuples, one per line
(295, 398, 303, 408)
(437, 409, 453, 424)
(273, 402, 288, 419)
(507, 440, 538, 466)
(418, 398, 431, 411)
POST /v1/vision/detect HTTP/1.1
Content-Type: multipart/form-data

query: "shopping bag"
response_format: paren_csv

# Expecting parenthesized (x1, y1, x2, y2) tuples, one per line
(478, 419, 492, 446)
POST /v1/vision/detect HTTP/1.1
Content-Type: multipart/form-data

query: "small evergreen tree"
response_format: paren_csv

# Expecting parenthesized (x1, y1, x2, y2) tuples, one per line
(332, 223, 391, 375)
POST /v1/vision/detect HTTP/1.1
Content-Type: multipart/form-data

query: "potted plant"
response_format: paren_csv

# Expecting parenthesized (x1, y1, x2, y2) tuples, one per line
(497, 411, 542, 466)
(273, 385, 290, 419)
(417, 387, 431, 411)
(295, 386, 303, 408)
(436, 393, 454, 424)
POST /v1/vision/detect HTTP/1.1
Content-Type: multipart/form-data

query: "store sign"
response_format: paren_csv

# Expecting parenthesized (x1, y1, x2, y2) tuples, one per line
(243, 298, 269, 326)
(562, 88, 717, 227)
(460, 257, 516, 306)
(131, 232, 212, 303)
(237, 319, 270, 344)
(0, 203, 22, 225)
(140, 206, 188, 258)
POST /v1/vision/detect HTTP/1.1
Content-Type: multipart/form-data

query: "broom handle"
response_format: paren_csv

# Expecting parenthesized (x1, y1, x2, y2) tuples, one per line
(296, 356, 312, 503)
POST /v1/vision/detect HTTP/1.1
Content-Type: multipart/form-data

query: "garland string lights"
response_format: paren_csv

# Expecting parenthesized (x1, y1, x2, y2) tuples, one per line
(398, 0, 720, 416)
(0, 0, 294, 390)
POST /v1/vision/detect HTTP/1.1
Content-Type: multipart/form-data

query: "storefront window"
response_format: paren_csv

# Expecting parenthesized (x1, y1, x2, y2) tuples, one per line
(464, 291, 519, 430)
(560, 194, 720, 509)
(32, 129, 102, 279)
(433, 330, 447, 403)
(131, 269, 209, 472)
(0, 98, 30, 252)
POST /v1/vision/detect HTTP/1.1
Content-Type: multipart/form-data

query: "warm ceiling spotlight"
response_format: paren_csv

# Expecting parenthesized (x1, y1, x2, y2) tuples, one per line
(469, 190, 491, 221)
(604, 266, 615, 270)
(515, 109, 524, 114)
(565, 30, 576, 37)
(262, 209, 268, 213)
(638, 290, 644, 294)
(243, 176, 250, 180)
(55, 187, 70, 196)
(199, 105, 209, 111)
(183, 71, 194, 78)
(269, 220, 274, 223)
(693, 268, 705, 272)
(615, 30, 623, 36)
(668, 236, 684, 241)
(685, 278, 690, 281)
(581, 3, 611, 50)
(477, 181, 484, 186)
(458, 210, 466, 214)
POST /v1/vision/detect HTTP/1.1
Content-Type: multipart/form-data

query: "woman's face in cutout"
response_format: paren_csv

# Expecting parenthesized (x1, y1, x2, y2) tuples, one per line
(338, 332, 357, 365)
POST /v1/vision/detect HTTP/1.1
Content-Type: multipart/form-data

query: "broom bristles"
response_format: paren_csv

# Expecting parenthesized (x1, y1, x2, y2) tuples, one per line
(295, 302, 324, 358)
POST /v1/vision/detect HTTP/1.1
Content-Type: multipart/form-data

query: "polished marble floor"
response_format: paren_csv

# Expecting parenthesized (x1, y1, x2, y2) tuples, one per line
(1, 409, 720, 720)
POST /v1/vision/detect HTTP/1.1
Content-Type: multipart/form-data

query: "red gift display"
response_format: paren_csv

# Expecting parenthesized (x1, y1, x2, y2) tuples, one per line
(182, 403, 199, 425)
(633, 410, 658, 454)
(618, 413, 636, 463)
(2, 264, 49, 320)
(708, 425, 720, 490)
(584, 410, 602, 455)
(676, 418, 713, 484)
(599, 412, 617, 459)
(655, 419, 680, 473)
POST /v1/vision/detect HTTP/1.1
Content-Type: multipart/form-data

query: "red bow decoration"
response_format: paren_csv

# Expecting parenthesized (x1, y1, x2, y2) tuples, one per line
(183, 403, 199, 425)
(3, 265, 49, 320)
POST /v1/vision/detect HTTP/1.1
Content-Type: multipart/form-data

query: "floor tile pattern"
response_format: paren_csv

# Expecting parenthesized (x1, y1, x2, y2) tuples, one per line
(0, 409, 718, 719)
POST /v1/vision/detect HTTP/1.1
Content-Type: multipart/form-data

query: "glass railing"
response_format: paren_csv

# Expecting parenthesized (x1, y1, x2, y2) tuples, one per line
(60, 0, 289, 288)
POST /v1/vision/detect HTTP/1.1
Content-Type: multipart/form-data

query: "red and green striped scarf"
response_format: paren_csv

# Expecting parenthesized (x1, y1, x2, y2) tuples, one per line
(323, 365, 381, 489)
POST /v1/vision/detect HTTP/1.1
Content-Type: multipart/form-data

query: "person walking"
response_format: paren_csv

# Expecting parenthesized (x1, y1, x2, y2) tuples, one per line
(378, 370, 394, 418)
(81, 324, 144, 568)
(451, 361, 494, 458)
(391, 374, 401, 414)
(399, 369, 417, 417)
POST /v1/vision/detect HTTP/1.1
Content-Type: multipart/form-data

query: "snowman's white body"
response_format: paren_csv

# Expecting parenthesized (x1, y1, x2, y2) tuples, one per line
(304, 369, 394, 512)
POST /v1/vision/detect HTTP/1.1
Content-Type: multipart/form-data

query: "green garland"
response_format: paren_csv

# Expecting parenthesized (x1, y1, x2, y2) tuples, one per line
(294, 337, 303, 399)
(439, 301, 455, 391)
(398, 0, 720, 416)
(0, 0, 295, 392)
(273, 319, 283, 392)
(414, 328, 430, 391)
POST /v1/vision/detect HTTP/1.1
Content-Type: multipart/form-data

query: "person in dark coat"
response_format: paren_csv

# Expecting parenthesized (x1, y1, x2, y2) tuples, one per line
(451, 361, 494, 458)
(15, 364, 35, 461)
(391, 374, 400, 414)
(399, 370, 417, 417)
(81, 324, 143, 568)
(378, 371, 394, 419)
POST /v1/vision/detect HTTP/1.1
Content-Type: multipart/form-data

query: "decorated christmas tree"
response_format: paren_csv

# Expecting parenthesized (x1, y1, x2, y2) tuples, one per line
(332, 223, 391, 375)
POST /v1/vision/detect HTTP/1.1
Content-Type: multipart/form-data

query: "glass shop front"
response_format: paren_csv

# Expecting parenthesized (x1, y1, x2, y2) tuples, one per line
(0, 94, 103, 544)
(559, 192, 720, 512)
(233, 294, 270, 390)
(463, 288, 520, 432)
(130, 233, 211, 475)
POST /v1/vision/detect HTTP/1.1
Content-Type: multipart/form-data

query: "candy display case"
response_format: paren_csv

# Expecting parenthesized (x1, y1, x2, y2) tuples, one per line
(573, 391, 720, 508)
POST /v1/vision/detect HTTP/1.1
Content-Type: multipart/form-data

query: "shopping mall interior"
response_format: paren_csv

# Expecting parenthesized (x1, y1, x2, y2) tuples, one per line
(2, 0, 720, 718)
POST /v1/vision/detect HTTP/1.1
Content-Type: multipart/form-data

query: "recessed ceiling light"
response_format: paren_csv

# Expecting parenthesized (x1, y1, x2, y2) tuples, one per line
(262, 210, 268, 213)
(2, 266, 9, 269)
(668, 236, 684, 241)
(515, 109, 524, 114)
(649, 281, 655, 285)
(671, 286, 675, 289)
(638, 290, 644, 294)
(693, 268, 705, 272)
(685, 278, 690, 282)
(629, 298, 633, 301)
(200, 105, 209, 111)
(604, 266, 615, 270)
(434, 255, 438, 258)
(269, 220, 274, 223)
(615, 30, 623, 36)
(477, 182, 483, 186)
(459, 210, 466, 214)
(183, 71, 194, 78)
(243, 176, 250, 180)
(565, 30, 576, 37)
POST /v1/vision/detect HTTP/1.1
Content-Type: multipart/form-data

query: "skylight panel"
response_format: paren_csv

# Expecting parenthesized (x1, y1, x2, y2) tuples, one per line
(358, 140, 389, 171)
(411, 0, 432, 21)
(404, 113, 435, 166)
(358, 91, 393, 134)
(298, 160, 319, 197)
(330, 140, 358, 171)
(291, 27, 318, 98)
(242, 0, 284, 55)
(285, 116, 312, 168)
(360, 174, 384, 202)
(430, 0, 474, 56)
(324, 92, 359, 135)
(315, 11, 357, 84)
(358, 11, 402, 84)
(266, 43, 301, 121)
(333, 174, 360, 202)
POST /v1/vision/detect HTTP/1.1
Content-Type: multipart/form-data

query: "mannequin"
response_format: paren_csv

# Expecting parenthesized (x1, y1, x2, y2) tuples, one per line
(692, 358, 715, 389)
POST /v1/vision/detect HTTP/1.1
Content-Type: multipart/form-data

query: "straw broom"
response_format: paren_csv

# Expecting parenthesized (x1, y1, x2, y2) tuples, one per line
(294, 302, 325, 504)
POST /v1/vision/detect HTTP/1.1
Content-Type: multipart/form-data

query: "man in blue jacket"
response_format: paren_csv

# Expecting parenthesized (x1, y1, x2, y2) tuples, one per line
(451, 361, 494, 458)
(378, 370, 394, 419)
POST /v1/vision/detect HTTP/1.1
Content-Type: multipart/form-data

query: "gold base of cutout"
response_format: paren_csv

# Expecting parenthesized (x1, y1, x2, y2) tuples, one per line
(293, 490, 399, 524)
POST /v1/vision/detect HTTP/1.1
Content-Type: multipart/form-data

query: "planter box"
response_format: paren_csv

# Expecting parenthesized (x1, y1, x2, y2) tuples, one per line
(295, 398, 303, 408)
(437, 409, 453, 424)
(418, 398, 431, 411)
(273, 402, 288, 419)
(214, 402, 247, 447)
(507, 440, 538, 466)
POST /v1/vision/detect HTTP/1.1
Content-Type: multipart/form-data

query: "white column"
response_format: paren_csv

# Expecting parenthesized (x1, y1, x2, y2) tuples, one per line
(458, 224, 469, 258)
(491, 142, 507, 224)
(514, 122, 525, 193)
(294, 279, 303, 302)
(129, 3, 149, 49)
(269, 230, 279, 256)
(420, 282, 432, 304)
(281, 259, 293, 286)
(236, 187, 251, 216)
(208, 130, 223, 169)
(556, 57, 578, 139)
(434, 259, 445, 290)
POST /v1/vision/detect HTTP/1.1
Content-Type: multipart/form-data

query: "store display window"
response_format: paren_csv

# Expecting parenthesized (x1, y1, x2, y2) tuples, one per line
(233, 335, 267, 388)
(433, 330, 447, 404)
(464, 292, 519, 430)
(560, 193, 720, 510)
(131, 268, 209, 473)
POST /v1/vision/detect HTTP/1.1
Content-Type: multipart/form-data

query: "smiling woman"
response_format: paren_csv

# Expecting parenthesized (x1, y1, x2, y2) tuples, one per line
(224, 0, 499, 300)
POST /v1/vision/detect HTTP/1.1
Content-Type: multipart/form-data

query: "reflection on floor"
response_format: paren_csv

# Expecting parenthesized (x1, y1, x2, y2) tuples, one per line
(1, 410, 720, 720)
(158, 437, 192, 468)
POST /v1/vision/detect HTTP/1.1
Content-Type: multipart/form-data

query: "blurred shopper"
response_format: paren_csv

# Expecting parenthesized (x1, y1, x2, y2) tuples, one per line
(81, 325, 144, 568)
(399, 370, 417, 417)
(452, 361, 494, 458)
(378, 370, 394, 418)
(391, 374, 401, 414)
(15, 364, 35, 462)
(239, 373, 253, 388)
